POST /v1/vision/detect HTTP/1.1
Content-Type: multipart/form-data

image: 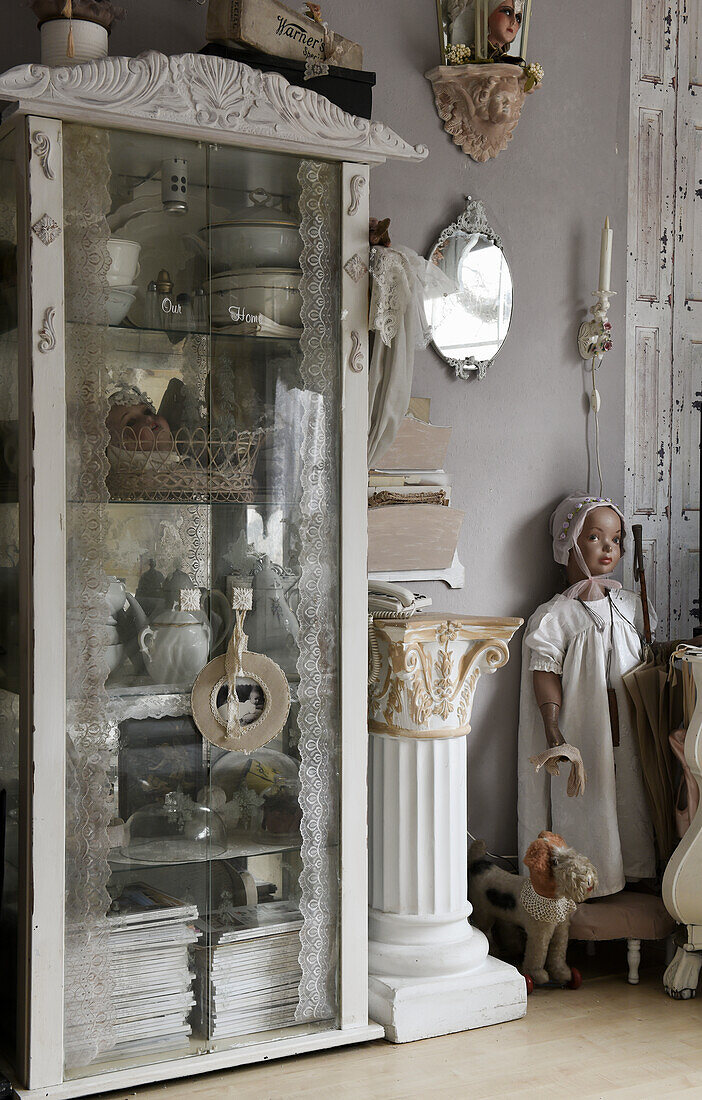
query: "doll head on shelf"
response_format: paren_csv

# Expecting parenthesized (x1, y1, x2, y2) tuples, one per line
(487, 0, 523, 50)
(550, 492, 626, 600)
(106, 382, 173, 452)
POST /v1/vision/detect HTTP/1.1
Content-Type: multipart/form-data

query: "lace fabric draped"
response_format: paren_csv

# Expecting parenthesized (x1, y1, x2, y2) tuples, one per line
(63, 123, 116, 1070)
(367, 244, 453, 468)
(295, 159, 341, 1022)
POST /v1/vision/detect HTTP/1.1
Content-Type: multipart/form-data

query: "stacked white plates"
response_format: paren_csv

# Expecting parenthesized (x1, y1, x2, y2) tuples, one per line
(105, 884, 200, 1056)
(193, 900, 302, 1039)
(205, 269, 301, 328)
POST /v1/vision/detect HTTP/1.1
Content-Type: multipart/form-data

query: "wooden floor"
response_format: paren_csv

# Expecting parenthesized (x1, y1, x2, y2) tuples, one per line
(103, 958, 702, 1100)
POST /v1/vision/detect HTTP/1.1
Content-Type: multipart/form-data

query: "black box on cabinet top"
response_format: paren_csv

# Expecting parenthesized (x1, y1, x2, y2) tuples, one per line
(200, 43, 376, 120)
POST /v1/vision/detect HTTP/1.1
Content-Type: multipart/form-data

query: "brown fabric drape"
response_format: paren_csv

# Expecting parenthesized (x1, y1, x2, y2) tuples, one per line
(622, 643, 684, 867)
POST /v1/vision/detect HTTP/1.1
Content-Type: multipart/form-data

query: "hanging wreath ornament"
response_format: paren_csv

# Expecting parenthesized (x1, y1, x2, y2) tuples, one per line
(191, 587, 291, 754)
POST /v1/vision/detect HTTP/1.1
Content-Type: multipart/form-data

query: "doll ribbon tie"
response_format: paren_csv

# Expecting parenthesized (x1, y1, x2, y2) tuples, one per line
(530, 743, 587, 798)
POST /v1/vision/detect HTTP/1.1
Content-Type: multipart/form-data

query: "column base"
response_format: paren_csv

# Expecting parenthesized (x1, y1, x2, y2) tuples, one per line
(369, 956, 527, 1044)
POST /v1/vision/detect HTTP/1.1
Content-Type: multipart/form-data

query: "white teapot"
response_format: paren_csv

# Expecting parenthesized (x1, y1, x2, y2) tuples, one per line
(138, 588, 228, 687)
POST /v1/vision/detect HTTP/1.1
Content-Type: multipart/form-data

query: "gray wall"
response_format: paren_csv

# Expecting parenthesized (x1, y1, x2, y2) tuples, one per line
(2, 1, 631, 857)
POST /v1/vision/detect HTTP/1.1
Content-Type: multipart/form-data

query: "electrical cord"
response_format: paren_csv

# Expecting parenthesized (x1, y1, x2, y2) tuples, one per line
(591, 354, 605, 498)
(466, 828, 518, 871)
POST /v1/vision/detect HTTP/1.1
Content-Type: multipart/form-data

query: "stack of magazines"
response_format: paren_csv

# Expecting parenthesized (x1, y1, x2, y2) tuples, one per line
(194, 900, 303, 1039)
(107, 883, 200, 1054)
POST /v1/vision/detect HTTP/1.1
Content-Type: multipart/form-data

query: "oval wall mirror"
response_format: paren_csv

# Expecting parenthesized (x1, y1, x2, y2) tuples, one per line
(426, 197, 512, 379)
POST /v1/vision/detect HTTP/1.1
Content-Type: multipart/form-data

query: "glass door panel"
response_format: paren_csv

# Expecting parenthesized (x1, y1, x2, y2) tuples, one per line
(202, 144, 343, 1048)
(0, 125, 20, 1073)
(63, 123, 211, 1076)
(63, 122, 342, 1076)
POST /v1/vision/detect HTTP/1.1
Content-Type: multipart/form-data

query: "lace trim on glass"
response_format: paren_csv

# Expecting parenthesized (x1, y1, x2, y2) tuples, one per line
(295, 159, 340, 1022)
(63, 123, 115, 1070)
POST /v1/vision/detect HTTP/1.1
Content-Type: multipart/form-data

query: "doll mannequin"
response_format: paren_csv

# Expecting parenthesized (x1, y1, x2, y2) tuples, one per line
(106, 382, 173, 452)
(517, 492, 656, 898)
(448, 0, 523, 58)
(487, 1, 523, 56)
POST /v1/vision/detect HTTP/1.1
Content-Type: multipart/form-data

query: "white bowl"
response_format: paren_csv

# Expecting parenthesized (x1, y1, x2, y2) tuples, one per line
(40, 18, 108, 68)
(107, 287, 136, 326)
(208, 270, 302, 328)
(205, 269, 301, 293)
(107, 238, 141, 288)
(202, 222, 301, 273)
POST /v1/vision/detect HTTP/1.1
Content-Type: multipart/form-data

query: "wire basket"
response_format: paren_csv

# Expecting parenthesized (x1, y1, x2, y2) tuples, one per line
(107, 427, 265, 502)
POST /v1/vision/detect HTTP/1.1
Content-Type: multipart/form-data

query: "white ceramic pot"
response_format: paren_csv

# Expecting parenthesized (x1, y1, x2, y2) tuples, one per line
(40, 18, 108, 68)
(107, 286, 137, 326)
(208, 270, 302, 328)
(203, 222, 302, 272)
(139, 610, 211, 686)
(107, 238, 141, 287)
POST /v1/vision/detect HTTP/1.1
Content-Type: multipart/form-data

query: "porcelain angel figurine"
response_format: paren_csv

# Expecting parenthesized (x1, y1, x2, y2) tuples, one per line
(517, 492, 657, 899)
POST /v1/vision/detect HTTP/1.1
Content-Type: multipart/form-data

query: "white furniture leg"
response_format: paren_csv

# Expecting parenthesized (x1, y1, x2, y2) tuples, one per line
(662, 655, 702, 999)
(627, 938, 641, 984)
(664, 944, 702, 999)
(367, 614, 526, 1043)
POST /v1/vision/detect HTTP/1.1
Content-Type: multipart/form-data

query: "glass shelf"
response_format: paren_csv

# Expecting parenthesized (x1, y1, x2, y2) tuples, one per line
(108, 833, 306, 868)
(106, 678, 300, 700)
(103, 322, 302, 344)
(99, 496, 292, 507)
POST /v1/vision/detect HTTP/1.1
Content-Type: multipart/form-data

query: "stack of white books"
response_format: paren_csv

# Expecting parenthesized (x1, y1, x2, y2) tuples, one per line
(106, 883, 200, 1055)
(368, 403, 465, 580)
(194, 900, 303, 1039)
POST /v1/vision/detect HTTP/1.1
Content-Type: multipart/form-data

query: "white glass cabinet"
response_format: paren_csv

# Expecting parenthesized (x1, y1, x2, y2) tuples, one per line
(0, 51, 426, 1097)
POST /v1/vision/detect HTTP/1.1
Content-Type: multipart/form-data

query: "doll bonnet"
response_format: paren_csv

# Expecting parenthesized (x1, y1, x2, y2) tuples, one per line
(107, 380, 156, 411)
(550, 491, 625, 600)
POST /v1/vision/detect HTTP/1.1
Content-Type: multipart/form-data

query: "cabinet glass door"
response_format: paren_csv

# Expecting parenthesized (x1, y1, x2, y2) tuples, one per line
(62, 122, 342, 1077)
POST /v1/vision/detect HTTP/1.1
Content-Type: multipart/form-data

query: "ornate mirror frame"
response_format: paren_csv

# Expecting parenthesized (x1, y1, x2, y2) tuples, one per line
(427, 197, 511, 380)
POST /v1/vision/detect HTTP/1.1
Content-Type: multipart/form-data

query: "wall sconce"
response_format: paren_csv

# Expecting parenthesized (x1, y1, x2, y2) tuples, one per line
(577, 218, 615, 361)
(426, 0, 542, 163)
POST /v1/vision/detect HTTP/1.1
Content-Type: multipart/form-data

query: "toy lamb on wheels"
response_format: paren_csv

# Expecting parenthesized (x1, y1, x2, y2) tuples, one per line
(469, 831, 597, 992)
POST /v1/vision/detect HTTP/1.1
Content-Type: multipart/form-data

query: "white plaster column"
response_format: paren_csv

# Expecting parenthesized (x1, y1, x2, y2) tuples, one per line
(367, 614, 527, 1042)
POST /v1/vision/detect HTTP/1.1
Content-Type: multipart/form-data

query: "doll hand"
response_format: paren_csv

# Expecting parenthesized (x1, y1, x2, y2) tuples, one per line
(529, 743, 586, 798)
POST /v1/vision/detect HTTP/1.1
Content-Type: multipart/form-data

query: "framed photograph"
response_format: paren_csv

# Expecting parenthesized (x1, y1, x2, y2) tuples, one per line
(215, 676, 267, 727)
(117, 715, 207, 821)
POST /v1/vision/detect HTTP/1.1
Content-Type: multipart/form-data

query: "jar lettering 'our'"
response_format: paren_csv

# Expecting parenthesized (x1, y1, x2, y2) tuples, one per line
(229, 305, 262, 325)
(161, 297, 182, 314)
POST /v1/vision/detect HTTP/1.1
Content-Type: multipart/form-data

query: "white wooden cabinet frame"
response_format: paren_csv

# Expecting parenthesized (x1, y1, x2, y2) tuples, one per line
(0, 50, 427, 1097)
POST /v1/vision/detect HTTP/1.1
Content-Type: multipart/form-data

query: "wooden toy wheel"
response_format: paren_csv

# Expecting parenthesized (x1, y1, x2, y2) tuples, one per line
(567, 967, 582, 990)
(524, 973, 534, 995)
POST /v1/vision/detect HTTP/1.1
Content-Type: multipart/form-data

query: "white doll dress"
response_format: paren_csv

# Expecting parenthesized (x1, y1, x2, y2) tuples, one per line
(517, 589, 657, 898)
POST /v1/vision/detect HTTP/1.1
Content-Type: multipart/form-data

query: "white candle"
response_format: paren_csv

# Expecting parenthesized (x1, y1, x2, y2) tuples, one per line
(598, 216, 613, 293)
